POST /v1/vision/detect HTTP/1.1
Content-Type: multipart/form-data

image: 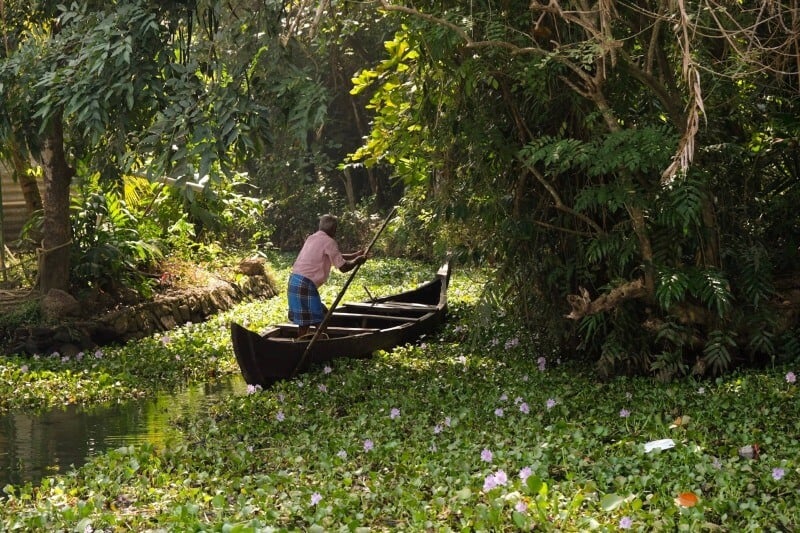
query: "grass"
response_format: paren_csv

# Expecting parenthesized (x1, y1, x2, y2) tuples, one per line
(1, 255, 799, 531)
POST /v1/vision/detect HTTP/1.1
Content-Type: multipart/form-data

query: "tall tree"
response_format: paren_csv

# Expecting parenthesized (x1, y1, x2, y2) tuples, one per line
(0, 0, 271, 293)
(351, 0, 800, 376)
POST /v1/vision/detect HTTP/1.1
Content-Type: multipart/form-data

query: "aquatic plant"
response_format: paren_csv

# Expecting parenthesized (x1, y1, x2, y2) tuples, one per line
(1, 257, 799, 530)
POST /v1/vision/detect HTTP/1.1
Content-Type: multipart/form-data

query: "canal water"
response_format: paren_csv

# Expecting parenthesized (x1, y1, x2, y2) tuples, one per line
(0, 376, 246, 488)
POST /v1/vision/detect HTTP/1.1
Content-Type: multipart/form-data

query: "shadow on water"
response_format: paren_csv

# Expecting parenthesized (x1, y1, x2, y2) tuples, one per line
(0, 375, 246, 488)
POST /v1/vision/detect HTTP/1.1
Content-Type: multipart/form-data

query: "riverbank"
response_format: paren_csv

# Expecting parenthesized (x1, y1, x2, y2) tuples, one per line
(1, 257, 799, 530)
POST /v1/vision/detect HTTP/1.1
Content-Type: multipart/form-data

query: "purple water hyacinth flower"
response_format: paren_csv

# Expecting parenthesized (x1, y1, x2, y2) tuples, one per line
(310, 492, 322, 505)
(364, 439, 374, 452)
(546, 398, 556, 409)
(519, 402, 530, 414)
(493, 469, 508, 486)
(337, 450, 347, 459)
(786, 371, 796, 384)
(390, 408, 400, 419)
(481, 448, 493, 462)
(494, 408, 504, 417)
(318, 384, 327, 393)
(519, 466, 532, 482)
(773, 467, 785, 480)
(537, 357, 546, 371)
(444, 416, 451, 427)
(323, 365, 332, 374)
(483, 474, 497, 491)
(619, 408, 631, 418)
(499, 393, 508, 402)
(276, 410, 285, 422)
(515, 500, 528, 513)
(20, 365, 28, 373)
(619, 516, 633, 529)
(433, 424, 443, 434)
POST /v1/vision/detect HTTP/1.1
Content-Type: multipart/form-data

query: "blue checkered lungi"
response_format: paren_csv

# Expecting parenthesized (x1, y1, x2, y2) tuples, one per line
(287, 273, 326, 326)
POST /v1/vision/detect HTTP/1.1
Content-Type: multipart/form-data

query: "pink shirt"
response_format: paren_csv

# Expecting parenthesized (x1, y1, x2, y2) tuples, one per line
(291, 230, 346, 287)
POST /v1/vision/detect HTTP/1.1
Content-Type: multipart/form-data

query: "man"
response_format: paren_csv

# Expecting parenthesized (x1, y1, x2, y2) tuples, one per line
(288, 214, 366, 338)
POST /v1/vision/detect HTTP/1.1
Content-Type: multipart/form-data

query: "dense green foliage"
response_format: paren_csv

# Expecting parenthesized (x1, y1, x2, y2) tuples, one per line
(1, 258, 799, 530)
(1, 1, 798, 378)
(348, 1, 800, 377)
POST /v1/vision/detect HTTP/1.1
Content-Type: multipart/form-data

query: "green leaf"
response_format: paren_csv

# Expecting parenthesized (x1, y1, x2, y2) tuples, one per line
(600, 493, 624, 511)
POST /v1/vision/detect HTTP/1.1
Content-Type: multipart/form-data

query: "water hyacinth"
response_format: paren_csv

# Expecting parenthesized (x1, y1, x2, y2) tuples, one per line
(483, 469, 508, 491)
(2, 257, 799, 530)
(786, 372, 796, 384)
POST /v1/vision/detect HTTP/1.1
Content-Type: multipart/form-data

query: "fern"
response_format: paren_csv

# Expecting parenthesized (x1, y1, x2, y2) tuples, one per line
(650, 350, 688, 381)
(747, 327, 775, 359)
(655, 267, 690, 311)
(736, 243, 775, 309)
(702, 330, 736, 375)
(578, 313, 606, 350)
(777, 331, 800, 360)
(693, 269, 732, 318)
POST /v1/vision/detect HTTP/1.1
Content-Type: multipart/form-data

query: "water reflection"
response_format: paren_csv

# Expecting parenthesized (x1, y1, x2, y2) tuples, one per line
(0, 376, 246, 488)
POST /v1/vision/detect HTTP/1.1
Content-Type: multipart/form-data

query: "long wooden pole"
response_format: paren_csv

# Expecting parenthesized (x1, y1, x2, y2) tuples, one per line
(291, 207, 397, 377)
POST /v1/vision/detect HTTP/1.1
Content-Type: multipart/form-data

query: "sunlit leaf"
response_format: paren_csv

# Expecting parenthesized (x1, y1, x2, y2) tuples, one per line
(600, 493, 624, 511)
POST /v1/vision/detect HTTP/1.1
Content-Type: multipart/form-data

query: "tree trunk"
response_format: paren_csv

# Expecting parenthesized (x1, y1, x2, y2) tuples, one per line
(340, 167, 356, 210)
(38, 112, 73, 294)
(8, 137, 43, 213)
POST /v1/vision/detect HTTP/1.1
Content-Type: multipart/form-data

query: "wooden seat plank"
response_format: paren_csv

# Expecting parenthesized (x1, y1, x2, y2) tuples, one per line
(342, 301, 438, 311)
(330, 312, 419, 323)
(274, 324, 381, 334)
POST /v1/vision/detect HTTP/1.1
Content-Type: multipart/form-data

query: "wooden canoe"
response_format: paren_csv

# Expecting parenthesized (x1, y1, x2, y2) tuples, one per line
(230, 260, 452, 387)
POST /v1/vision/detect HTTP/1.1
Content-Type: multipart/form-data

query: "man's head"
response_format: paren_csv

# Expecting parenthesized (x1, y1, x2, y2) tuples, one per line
(318, 214, 338, 237)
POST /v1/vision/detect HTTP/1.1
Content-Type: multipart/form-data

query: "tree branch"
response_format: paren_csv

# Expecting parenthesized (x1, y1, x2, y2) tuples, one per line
(518, 158, 606, 235)
(565, 279, 647, 319)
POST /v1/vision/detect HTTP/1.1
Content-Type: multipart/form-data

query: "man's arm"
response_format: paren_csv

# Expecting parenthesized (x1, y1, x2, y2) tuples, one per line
(339, 253, 366, 273)
(341, 249, 365, 261)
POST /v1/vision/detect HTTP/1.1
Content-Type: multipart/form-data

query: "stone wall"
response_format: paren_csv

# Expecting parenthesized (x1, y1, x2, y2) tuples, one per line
(8, 273, 277, 357)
